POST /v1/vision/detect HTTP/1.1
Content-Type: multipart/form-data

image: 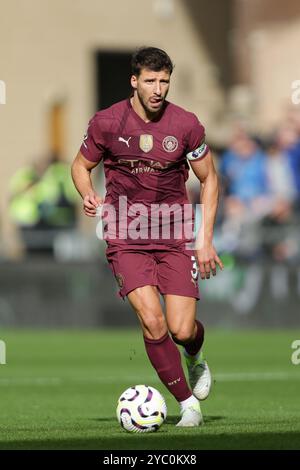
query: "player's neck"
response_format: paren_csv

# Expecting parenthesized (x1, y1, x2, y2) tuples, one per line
(130, 96, 161, 123)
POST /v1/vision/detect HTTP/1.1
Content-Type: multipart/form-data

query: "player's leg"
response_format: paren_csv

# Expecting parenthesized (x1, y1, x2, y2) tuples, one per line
(127, 285, 198, 423)
(156, 248, 212, 408)
(165, 294, 212, 402)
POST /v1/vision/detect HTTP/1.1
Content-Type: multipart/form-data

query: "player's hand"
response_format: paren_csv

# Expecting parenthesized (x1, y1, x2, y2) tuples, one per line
(196, 244, 224, 280)
(83, 191, 103, 217)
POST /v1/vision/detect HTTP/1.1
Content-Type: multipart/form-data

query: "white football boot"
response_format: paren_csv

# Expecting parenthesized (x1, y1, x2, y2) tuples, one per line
(185, 351, 212, 401)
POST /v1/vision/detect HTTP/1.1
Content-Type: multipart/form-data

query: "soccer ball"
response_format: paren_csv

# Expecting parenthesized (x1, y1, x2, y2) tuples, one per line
(116, 385, 167, 433)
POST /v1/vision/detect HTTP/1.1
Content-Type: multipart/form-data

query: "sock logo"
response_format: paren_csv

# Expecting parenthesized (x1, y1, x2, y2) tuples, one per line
(168, 377, 181, 386)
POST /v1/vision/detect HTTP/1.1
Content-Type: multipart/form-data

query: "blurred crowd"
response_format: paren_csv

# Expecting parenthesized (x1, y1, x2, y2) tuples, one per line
(8, 153, 78, 256)
(189, 107, 300, 264)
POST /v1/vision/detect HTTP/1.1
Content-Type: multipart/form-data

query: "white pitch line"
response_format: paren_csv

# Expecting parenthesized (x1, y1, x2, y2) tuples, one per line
(0, 371, 299, 386)
(0, 377, 62, 386)
(82, 371, 300, 383)
(214, 371, 300, 382)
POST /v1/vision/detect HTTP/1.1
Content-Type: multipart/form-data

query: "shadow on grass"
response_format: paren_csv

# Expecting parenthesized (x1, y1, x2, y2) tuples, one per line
(90, 415, 225, 425)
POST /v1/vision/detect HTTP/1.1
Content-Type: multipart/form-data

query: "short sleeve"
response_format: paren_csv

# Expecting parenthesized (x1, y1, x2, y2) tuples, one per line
(80, 116, 106, 163)
(186, 114, 209, 162)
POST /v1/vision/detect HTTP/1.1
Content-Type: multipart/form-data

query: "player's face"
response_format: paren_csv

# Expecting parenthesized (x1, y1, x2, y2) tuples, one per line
(131, 68, 170, 115)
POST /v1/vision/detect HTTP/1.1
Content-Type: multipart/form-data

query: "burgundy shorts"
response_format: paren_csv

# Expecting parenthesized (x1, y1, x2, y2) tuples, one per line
(106, 244, 200, 300)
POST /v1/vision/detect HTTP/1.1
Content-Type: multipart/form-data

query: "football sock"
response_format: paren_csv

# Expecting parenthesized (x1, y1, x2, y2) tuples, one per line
(144, 332, 192, 402)
(179, 394, 199, 412)
(172, 320, 204, 357)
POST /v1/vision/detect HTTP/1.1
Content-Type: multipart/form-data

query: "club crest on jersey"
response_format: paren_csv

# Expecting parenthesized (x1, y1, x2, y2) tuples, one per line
(139, 134, 153, 153)
(162, 136, 178, 152)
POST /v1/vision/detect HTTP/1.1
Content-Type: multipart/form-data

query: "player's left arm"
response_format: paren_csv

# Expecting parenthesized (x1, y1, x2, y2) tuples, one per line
(189, 151, 224, 279)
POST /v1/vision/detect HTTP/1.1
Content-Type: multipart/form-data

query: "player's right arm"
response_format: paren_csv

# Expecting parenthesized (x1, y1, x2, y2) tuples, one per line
(71, 151, 103, 217)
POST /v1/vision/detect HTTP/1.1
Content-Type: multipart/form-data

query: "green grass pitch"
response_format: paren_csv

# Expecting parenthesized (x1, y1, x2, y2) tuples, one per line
(0, 328, 299, 450)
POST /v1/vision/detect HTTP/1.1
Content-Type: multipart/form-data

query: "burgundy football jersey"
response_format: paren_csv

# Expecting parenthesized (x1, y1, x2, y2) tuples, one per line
(80, 99, 209, 247)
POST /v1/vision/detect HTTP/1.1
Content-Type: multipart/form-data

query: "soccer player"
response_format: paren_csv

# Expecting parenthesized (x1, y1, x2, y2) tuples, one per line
(71, 47, 223, 427)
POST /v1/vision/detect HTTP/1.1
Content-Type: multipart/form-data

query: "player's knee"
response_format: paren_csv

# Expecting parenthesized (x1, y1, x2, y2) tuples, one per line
(171, 328, 194, 345)
(140, 310, 166, 338)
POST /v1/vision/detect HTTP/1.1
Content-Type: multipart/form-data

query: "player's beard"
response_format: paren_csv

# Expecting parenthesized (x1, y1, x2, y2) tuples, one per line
(137, 90, 167, 118)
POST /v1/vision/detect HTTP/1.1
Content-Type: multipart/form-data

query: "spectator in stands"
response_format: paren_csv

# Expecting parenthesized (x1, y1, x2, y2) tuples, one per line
(266, 127, 297, 219)
(262, 129, 299, 262)
(220, 127, 269, 217)
(9, 153, 78, 255)
(218, 127, 269, 257)
(285, 109, 300, 209)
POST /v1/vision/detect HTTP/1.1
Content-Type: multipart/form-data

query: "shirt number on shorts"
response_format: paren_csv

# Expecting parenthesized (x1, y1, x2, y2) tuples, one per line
(191, 256, 198, 280)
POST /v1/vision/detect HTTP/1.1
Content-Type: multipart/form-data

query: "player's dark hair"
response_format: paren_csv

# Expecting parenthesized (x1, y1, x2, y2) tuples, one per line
(131, 47, 174, 76)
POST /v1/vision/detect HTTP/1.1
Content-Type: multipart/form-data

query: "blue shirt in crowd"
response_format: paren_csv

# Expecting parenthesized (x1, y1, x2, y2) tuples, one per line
(220, 149, 268, 203)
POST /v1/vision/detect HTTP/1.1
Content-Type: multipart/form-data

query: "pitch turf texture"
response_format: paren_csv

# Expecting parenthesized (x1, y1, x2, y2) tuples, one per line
(0, 329, 299, 450)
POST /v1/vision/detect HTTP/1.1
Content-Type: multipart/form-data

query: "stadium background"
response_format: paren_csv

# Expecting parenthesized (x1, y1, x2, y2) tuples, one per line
(0, 0, 300, 450)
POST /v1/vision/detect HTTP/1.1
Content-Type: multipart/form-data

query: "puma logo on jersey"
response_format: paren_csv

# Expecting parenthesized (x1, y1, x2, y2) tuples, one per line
(118, 136, 132, 147)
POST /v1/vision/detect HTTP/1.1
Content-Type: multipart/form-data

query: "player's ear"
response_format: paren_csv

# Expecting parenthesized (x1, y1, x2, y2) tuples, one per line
(131, 75, 137, 90)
